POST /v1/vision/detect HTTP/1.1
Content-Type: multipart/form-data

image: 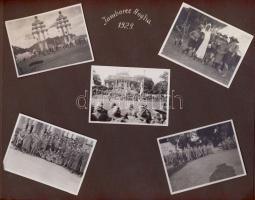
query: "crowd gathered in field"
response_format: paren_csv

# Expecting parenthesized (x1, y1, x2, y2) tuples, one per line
(91, 101, 167, 124)
(12, 125, 91, 176)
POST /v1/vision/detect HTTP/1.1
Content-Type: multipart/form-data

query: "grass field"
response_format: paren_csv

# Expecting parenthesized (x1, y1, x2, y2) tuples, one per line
(17, 45, 92, 76)
(169, 149, 245, 193)
(4, 146, 82, 195)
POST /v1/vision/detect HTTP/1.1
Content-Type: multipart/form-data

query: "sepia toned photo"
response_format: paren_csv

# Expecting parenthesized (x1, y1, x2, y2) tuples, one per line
(159, 3, 253, 88)
(5, 4, 94, 77)
(157, 120, 246, 195)
(89, 65, 170, 126)
(3, 114, 97, 195)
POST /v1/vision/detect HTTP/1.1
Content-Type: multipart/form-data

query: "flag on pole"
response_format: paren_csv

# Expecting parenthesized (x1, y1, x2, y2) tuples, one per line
(140, 78, 144, 96)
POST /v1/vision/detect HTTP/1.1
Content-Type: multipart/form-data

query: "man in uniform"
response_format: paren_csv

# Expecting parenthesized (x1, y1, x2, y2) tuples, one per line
(183, 26, 203, 56)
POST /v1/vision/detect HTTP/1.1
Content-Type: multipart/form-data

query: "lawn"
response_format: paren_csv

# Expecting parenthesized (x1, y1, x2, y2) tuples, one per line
(4, 146, 82, 195)
(169, 149, 244, 192)
(17, 45, 92, 75)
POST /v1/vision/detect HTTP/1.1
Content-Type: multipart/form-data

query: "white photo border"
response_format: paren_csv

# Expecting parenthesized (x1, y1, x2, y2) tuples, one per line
(3, 113, 97, 195)
(88, 65, 171, 127)
(158, 2, 254, 88)
(157, 119, 247, 195)
(5, 3, 95, 78)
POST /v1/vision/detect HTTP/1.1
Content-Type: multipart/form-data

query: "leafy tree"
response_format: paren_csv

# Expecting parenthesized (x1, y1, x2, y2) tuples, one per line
(152, 71, 169, 94)
(143, 77, 154, 93)
(93, 71, 102, 86)
(160, 71, 169, 82)
(152, 81, 168, 94)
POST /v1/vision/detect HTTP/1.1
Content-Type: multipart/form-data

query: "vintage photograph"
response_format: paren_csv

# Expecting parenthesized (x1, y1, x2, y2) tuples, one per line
(159, 3, 253, 88)
(5, 4, 94, 77)
(89, 65, 170, 126)
(3, 114, 97, 195)
(157, 120, 246, 194)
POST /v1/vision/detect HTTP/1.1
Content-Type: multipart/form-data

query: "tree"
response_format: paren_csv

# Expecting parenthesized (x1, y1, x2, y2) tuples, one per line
(152, 81, 168, 94)
(143, 77, 154, 93)
(134, 75, 154, 93)
(152, 71, 169, 94)
(93, 71, 102, 86)
(160, 71, 169, 82)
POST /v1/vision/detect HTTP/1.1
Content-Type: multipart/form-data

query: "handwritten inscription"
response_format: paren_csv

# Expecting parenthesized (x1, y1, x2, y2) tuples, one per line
(118, 22, 134, 30)
(102, 8, 152, 28)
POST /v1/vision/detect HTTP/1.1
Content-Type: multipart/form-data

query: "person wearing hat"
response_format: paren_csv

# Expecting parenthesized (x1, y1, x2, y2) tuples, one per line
(203, 31, 219, 65)
(93, 102, 110, 121)
(90, 105, 98, 121)
(137, 104, 152, 123)
(21, 130, 33, 153)
(223, 36, 239, 72)
(182, 25, 203, 56)
(108, 104, 122, 120)
(126, 104, 138, 117)
(213, 34, 229, 73)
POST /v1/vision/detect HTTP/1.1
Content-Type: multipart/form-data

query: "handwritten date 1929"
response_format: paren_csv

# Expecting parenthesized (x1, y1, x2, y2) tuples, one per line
(118, 22, 134, 30)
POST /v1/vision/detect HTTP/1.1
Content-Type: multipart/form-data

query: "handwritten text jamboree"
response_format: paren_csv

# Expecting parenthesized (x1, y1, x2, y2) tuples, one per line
(102, 8, 152, 29)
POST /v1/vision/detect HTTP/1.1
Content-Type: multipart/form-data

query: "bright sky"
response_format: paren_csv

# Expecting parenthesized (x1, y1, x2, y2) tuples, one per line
(92, 66, 169, 84)
(6, 4, 88, 48)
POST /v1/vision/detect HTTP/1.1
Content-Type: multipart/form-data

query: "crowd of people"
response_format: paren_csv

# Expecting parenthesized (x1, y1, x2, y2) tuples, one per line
(12, 124, 90, 176)
(91, 101, 167, 124)
(164, 135, 238, 174)
(219, 136, 237, 150)
(174, 23, 240, 77)
(92, 92, 168, 102)
(164, 143, 214, 170)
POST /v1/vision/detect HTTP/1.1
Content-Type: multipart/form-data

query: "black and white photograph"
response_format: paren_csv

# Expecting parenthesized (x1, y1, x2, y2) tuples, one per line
(157, 120, 246, 195)
(159, 3, 253, 88)
(89, 65, 170, 126)
(3, 114, 97, 195)
(5, 4, 94, 77)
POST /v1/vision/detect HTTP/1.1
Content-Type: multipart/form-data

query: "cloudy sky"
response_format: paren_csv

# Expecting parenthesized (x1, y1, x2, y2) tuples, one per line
(6, 4, 88, 48)
(92, 66, 170, 84)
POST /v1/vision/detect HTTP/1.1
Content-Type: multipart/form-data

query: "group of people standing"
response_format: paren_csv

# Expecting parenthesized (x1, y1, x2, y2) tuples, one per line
(164, 143, 214, 170)
(220, 136, 237, 150)
(12, 125, 90, 176)
(179, 23, 240, 76)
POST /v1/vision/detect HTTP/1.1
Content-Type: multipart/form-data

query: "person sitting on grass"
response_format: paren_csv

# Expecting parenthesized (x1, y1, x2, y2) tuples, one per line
(127, 104, 138, 117)
(108, 103, 122, 120)
(137, 104, 152, 124)
(91, 102, 111, 121)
